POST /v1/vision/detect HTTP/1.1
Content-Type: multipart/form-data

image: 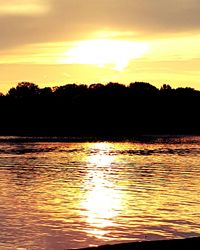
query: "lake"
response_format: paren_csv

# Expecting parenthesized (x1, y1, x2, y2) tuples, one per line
(0, 136, 200, 250)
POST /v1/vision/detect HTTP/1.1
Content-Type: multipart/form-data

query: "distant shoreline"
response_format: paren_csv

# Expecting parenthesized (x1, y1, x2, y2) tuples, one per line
(0, 134, 199, 143)
(1, 82, 200, 137)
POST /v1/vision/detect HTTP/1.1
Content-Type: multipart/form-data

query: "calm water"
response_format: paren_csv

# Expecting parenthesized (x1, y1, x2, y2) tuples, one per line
(0, 136, 200, 250)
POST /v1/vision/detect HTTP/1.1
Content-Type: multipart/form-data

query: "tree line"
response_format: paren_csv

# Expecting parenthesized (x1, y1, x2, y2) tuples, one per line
(0, 81, 199, 136)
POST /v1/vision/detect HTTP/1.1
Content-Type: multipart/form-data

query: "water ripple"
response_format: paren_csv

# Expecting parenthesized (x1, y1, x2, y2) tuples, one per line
(0, 136, 200, 249)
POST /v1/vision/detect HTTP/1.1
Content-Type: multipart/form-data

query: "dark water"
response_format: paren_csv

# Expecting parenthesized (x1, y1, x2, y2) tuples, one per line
(0, 136, 200, 250)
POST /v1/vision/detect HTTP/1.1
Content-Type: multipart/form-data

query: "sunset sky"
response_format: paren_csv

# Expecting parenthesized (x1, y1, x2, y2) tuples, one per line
(1, 0, 200, 93)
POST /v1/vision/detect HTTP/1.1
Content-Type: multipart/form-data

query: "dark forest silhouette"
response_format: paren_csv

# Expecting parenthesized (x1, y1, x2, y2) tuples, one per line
(0, 81, 199, 136)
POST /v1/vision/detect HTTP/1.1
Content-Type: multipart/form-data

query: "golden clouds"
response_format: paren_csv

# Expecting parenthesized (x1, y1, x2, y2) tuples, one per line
(0, 0, 200, 92)
(0, 0, 49, 15)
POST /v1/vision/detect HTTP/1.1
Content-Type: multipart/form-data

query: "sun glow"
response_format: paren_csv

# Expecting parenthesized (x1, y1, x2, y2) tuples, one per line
(59, 39, 149, 71)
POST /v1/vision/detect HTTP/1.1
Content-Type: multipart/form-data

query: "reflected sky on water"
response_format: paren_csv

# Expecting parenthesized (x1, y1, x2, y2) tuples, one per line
(0, 137, 200, 249)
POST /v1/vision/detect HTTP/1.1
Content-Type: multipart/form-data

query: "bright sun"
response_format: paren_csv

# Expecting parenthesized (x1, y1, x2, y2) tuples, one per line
(59, 39, 149, 71)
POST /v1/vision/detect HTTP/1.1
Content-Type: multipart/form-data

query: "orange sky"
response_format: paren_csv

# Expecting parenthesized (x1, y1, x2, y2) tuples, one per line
(0, 0, 200, 93)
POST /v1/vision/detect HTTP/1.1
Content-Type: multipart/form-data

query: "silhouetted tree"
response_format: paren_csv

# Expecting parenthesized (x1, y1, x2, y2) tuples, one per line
(160, 84, 172, 91)
(0, 81, 199, 136)
(39, 87, 53, 97)
(7, 82, 39, 98)
(129, 82, 159, 96)
(89, 83, 104, 90)
(106, 82, 126, 91)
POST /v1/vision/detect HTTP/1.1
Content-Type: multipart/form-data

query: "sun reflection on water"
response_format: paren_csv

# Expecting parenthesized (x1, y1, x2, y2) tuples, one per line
(1, 139, 200, 249)
(80, 143, 122, 239)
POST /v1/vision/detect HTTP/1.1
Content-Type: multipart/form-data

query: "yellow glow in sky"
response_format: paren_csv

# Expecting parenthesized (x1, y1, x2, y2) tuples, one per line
(0, 0, 48, 15)
(1, 0, 200, 92)
(59, 39, 149, 71)
(1, 34, 200, 92)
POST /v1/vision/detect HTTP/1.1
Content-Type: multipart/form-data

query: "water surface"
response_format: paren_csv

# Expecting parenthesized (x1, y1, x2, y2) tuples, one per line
(0, 136, 200, 249)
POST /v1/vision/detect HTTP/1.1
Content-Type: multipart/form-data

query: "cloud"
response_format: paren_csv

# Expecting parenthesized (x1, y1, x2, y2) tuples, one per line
(1, 0, 200, 51)
(0, 0, 49, 15)
(49, 0, 200, 35)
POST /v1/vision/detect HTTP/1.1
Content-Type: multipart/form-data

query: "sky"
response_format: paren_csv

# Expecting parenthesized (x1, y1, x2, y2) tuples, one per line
(0, 0, 200, 93)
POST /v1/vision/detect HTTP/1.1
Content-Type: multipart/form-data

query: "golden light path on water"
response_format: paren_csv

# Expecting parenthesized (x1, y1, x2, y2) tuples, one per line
(78, 141, 200, 243)
(80, 143, 122, 238)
